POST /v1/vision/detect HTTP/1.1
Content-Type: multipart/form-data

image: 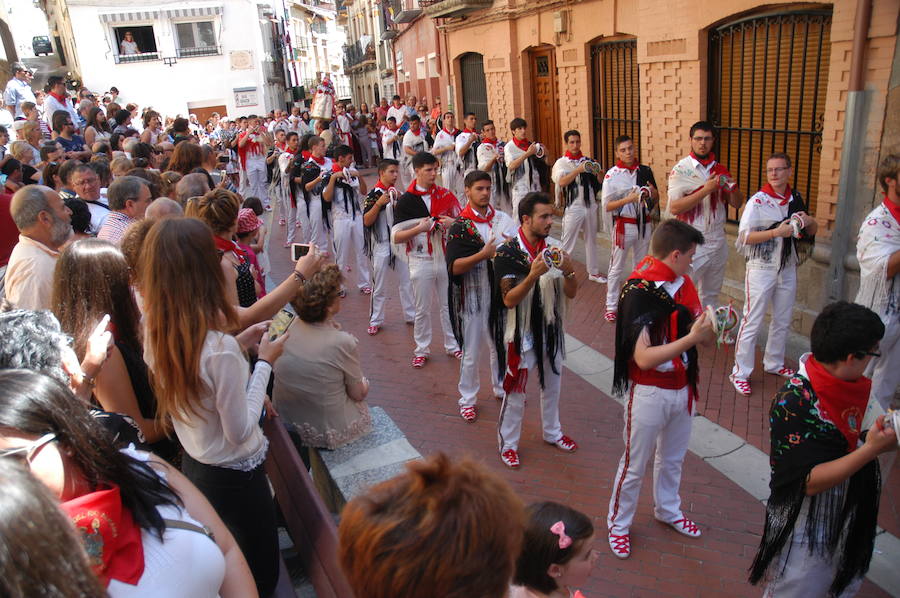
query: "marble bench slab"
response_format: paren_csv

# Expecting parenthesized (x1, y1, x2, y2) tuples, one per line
(309, 406, 422, 512)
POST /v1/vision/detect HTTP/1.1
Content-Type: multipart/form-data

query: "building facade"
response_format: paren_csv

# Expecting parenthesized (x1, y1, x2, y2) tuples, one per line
(337, 0, 395, 106)
(286, 0, 351, 103)
(39, 0, 293, 119)
(385, 0, 448, 108)
(421, 0, 899, 335)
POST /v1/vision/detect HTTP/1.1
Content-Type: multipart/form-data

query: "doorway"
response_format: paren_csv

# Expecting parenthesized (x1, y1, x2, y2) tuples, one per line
(529, 46, 561, 163)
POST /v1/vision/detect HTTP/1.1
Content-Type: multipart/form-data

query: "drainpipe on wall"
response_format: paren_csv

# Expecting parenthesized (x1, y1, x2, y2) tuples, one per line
(826, 0, 872, 303)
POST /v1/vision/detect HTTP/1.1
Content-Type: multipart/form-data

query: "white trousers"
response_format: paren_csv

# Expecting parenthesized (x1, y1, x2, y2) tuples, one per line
(306, 199, 332, 253)
(497, 348, 563, 452)
(241, 161, 269, 206)
(731, 265, 797, 379)
(458, 307, 503, 407)
(607, 384, 693, 535)
(285, 197, 311, 246)
(408, 255, 459, 357)
(369, 243, 415, 327)
(399, 162, 414, 193)
(333, 216, 371, 290)
(511, 186, 534, 216)
(689, 233, 728, 308)
(561, 201, 601, 277)
(763, 527, 864, 598)
(866, 313, 900, 411)
(606, 222, 651, 311)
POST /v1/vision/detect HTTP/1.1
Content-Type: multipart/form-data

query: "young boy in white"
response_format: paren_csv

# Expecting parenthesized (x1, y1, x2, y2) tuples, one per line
(602, 135, 659, 321)
(504, 118, 546, 215)
(363, 159, 415, 335)
(432, 112, 464, 205)
(391, 151, 462, 368)
(237, 115, 272, 209)
(279, 132, 305, 245)
(606, 219, 714, 559)
(667, 121, 744, 308)
(293, 136, 333, 252)
(729, 153, 817, 395)
(446, 170, 517, 423)
(324, 144, 371, 294)
(400, 115, 428, 193)
(456, 112, 480, 182)
(494, 192, 578, 469)
(552, 129, 606, 285)
(381, 117, 402, 161)
(477, 120, 511, 215)
(856, 153, 900, 412)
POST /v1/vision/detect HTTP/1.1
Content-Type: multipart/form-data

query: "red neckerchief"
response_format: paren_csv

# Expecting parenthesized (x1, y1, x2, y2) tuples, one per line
(460, 203, 495, 226)
(405, 181, 460, 254)
(883, 193, 900, 224)
(462, 128, 476, 134)
(564, 151, 583, 160)
(481, 137, 498, 146)
(331, 162, 345, 173)
(49, 91, 68, 104)
(374, 180, 390, 191)
(512, 137, 530, 152)
(518, 227, 546, 261)
(283, 145, 296, 155)
(60, 485, 145, 586)
(805, 356, 871, 451)
(616, 159, 638, 172)
(761, 183, 792, 206)
(214, 235, 247, 264)
(690, 151, 716, 167)
(237, 130, 263, 170)
(307, 154, 325, 166)
(301, 150, 311, 160)
(442, 127, 459, 136)
(408, 127, 422, 137)
(275, 141, 286, 151)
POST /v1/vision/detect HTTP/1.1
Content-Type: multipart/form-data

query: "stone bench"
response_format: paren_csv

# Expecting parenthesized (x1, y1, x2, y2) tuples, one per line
(309, 405, 423, 512)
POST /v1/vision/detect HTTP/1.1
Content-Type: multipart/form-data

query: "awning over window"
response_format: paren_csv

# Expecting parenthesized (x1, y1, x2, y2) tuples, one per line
(163, 6, 223, 19)
(99, 10, 160, 23)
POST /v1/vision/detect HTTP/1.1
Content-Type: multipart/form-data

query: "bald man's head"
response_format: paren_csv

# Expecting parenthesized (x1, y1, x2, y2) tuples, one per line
(145, 197, 184, 220)
(175, 172, 211, 206)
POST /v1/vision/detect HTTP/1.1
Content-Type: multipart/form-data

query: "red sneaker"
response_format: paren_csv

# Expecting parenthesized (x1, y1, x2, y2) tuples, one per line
(367, 325, 380, 336)
(608, 532, 631, 559)
(766, 366, 796, 378)
(459, 406, 477, 422)
(548, 435, 578, 452)
(659, 517, 702, 538)
(500, 448, 520, 468)
(412, 356, 426, 368)
(729, 375, 752, 396)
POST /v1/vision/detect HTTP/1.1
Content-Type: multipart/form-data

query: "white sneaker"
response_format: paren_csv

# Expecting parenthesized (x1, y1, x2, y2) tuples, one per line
(588, 273, 608, 284)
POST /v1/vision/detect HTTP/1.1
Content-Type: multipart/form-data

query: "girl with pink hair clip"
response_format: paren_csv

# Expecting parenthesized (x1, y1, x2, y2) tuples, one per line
(510, 501, 599, 598)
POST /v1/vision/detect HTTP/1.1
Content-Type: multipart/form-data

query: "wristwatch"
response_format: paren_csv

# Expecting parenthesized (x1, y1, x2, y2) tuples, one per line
(564, 270, 576, 279)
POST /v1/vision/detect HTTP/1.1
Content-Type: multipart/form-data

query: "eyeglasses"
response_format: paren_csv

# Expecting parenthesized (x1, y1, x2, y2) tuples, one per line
(691, 136, 714, 142)
(766, 167, 791, 174)
(0, 432, 57, 465)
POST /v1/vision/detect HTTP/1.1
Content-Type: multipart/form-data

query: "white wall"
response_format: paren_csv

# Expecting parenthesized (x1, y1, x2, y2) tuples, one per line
(68, 0, 282, 119)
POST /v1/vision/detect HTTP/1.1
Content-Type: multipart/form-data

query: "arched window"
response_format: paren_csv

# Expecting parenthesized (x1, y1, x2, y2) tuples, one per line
(708, 8, 832, 217)
(590, 38, 639, 167)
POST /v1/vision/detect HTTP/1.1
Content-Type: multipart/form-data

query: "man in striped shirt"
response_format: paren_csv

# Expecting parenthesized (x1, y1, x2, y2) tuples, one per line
(96, 176, 151, 245)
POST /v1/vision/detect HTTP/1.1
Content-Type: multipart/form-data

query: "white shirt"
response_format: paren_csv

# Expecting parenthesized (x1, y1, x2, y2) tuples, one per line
(4, 77, 35, 118)
(738, 188, 792, 270)
(387, 105, 407, 123)
(120, 39, 139, 55)
(405, 185, 433, 259)
(504, 141, 541, 196)
(551, 155, 596, 208)
(401, 129, 427, 163)
(433, 129, 459, 171)
(602, 164, 641, 219)
(43, 93, 80, 132)
(455, 131, 479, 171)
(381, 128, 401, 160)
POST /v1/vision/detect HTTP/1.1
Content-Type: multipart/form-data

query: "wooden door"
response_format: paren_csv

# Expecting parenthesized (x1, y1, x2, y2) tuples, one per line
(191, 105, 227, 126)
(529, 47, 561, 163)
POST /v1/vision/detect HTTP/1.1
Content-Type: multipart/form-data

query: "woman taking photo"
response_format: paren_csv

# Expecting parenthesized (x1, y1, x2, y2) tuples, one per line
(273, 264, 371, 450)
(84, 107, 112, 146)
(0, 369, 257, 597)
(140, 217, 323, 596)
(52, 238, 177, 461)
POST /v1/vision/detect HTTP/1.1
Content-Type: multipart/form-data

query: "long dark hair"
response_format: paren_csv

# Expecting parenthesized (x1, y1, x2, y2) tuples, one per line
(0, 370, 180, 537)
(0, 458, 106, 598)
(52, 239, 142, 359)
(86, 106, 110, 134)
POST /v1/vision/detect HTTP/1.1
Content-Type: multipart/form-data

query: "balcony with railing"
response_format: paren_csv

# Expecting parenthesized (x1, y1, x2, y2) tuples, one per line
(114, 51, 159, 64)
(418, 0, 492, 18)
(343, 36, 376, 72)
(176, 45, 221, 58)
(392, 0, 422, 23)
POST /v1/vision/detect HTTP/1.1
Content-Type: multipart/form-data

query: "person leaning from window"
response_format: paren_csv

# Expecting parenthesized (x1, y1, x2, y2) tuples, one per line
(272, 264, 372, 450)
(120, 31, 140, 56)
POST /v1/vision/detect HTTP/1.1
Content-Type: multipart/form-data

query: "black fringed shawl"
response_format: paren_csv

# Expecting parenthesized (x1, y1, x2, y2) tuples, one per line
(749, 376, 880, 595)
(492, 238, 564, 390)
(327, 171, 361, 219)
(561, 169, 602, 208)
(611, 278, 699, 398)
(362, 187, 395, 267)
(510, 155, 551, 193)
(445, 217, 496, 348)
(292, 159, 332, 229)
(745, 191, 815, 272)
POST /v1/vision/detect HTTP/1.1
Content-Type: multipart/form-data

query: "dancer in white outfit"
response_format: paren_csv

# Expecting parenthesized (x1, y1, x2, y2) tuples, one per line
(477, 120, 511, 215)
(606, 219, 713, 560)
(237, 115, 272, 209)
(278, 132, 305, 246)
(446, 170, 517, 423)
(856, 153, 900, 412)
(400, 115, 428, 193)
(363, 159, 415, 335)
(729, 153, 817, 396)
(323, 144, 372, 293)
(504, 118, 546, 215)
(432, 112, 464, 206)
(391, 151, 462, 368)
(602, 135, 659, 321)
(291, 135, 333, 253)
(552, 129, 606, 284)
(456, 113, 480, 189)
(381, 117, 402, 161)
(494, 192, 578, 469)
(667, 121, 744, 308)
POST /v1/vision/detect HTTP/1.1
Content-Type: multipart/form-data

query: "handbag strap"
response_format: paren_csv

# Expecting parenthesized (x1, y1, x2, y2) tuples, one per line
(163, 518, 216, 542)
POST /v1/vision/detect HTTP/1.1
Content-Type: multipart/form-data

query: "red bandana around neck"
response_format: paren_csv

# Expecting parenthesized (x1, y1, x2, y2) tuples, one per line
(442, 127, 459, 136)
(307, 154, 325, 166)
(630, 256, 702, 316)
(564, 151, 583, 161)
(461, 203, 495, 225)
(616, 159, 638, 172)
(512, 137, 530, 152)
(301, 150, 311, 160)
(761, 183, 792, 205)
(374, 180, 390, 191)
(214, 235, 247, 264)
(462, 128, 476, 134)
(49, 91, 68, 104)
(481, 137, 498, 146)
(690, 151, 716, 167)
(518, 227, 547, 261)
(331, 162, 346, 173)
(883, 193, 900, 225)
(237, 131, 263, 169)
(805, 356, 871, 451)
(60, 485, 145, 587)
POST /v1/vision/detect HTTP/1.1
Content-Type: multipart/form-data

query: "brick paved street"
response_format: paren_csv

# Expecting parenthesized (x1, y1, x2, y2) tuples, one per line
(265, 172, 892, 597)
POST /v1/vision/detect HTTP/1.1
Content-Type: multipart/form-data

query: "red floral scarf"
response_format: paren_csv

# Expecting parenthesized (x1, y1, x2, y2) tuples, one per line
(460, 203, 495, 225)
(805, 356, 871, 450)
